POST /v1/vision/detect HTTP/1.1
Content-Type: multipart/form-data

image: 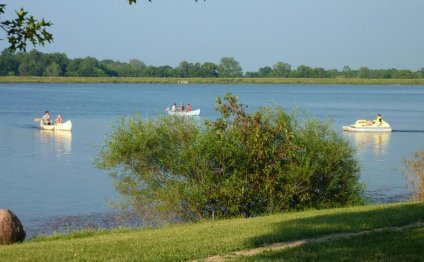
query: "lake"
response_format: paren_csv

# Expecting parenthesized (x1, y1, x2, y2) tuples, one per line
(1, 83, 423, 236)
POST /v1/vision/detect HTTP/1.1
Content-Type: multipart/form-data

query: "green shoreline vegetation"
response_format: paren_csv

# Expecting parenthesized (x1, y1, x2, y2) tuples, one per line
(1, 49, 423, 82)
(0, 202, 423, 261)
(1, 76, 424, 85)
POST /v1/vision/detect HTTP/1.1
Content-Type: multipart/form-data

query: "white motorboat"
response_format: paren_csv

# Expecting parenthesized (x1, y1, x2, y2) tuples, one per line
(342, 119, 391, 132)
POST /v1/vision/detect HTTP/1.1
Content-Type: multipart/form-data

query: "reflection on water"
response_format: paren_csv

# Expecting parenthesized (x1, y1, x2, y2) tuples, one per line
(36, 130, 72, 163)
(344, 132, 391, 157)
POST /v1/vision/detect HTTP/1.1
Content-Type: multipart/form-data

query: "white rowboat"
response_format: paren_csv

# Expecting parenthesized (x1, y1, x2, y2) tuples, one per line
(40, 120, 72, 131)
(167, 109, 200, 116)
(342, 119, 391, 132)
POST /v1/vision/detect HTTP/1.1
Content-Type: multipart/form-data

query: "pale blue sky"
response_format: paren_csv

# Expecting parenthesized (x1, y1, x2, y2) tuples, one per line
(2, 0, 424, 72)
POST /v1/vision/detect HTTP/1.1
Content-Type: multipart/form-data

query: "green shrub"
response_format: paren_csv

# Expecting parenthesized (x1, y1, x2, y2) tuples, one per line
(95, 93, 363, 220)
(403, 151, 424, 201)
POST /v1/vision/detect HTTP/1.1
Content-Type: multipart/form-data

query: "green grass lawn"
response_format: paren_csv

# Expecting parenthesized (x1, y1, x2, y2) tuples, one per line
(237, 227, 424, 261)
(0, 202, 423, 261)
(1, 76, 424, 85)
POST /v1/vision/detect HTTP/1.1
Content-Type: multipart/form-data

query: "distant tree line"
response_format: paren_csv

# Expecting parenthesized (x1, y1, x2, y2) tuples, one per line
(1, 49, 423, 79)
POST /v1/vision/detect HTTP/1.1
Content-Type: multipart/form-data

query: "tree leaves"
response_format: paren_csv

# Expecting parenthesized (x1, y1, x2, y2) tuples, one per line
(0, 5, 53, 52)
(96, 93, 363, 220)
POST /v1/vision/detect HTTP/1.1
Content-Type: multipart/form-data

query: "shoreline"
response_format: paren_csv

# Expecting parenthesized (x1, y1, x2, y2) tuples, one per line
(23, 191, 410, 239)
(23, 211, 147, 239)
(4, 201, 423, 261)
(1, 76, 424, 85)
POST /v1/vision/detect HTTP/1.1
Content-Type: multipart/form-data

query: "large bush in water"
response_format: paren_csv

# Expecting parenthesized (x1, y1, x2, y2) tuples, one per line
(95, 93, 363, 220)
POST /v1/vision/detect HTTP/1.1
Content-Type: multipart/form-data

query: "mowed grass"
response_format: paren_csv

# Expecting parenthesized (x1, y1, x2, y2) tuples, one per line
(1, 76, 424, 85)
(236, 227, 424, 261)
(0, 202, 423, 261)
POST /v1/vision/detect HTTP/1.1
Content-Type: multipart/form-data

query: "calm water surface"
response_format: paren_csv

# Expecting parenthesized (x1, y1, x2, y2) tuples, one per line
(1, 83, 423, 234)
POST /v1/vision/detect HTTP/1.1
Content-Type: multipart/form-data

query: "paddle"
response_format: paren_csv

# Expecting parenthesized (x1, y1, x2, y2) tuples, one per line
(34, 118, 41, 122)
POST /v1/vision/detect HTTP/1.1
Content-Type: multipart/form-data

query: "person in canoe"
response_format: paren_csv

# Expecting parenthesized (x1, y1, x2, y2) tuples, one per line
(186, 104, 192, 112)
(56, 114, 63, 124)
(171, 103, 177, 112)
(42, 111, 53, 125)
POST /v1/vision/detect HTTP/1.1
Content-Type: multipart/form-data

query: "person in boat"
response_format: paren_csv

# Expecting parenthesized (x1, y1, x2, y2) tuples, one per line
(171, 103, 177, 112)
(42, 111, 52, 125)
(180, 103, 185, 112)
(375, 113, 383, 126)
(367, 113, 383, 126)
(56, 114, 63, 124)
(186, 104, 192, 112)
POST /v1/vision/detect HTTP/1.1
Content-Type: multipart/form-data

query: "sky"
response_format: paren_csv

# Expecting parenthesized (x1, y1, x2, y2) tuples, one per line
(2, 0, 424, 72)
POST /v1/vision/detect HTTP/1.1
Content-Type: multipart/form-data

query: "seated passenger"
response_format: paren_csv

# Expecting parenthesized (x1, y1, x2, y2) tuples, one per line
(56, 114, 63, 124)
(375, 113, 383, 126)
(42, 111, 52, 125)
(367, 113, 383, 126)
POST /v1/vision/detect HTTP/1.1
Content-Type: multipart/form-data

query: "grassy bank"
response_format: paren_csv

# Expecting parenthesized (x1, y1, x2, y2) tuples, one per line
(238, 226, 424, 261)
(1, 76, 424, 85)
(0, 202, 423, 261)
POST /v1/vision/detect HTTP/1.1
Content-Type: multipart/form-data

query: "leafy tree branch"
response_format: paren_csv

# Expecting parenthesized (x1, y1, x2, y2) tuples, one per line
(0, 4, 53, 52)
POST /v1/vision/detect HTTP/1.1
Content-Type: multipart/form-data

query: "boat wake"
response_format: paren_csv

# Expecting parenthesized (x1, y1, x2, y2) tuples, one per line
(392, 130, 424, 133)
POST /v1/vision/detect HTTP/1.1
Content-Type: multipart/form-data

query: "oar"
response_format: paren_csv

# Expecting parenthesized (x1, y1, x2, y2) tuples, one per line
(34, 118, 41, 122)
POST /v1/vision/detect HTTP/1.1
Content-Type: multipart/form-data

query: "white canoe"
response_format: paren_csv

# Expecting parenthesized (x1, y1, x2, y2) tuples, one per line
(167, 109, 200, 116)
(342, 119, 391, 132)
(40, 120, 72, 131)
